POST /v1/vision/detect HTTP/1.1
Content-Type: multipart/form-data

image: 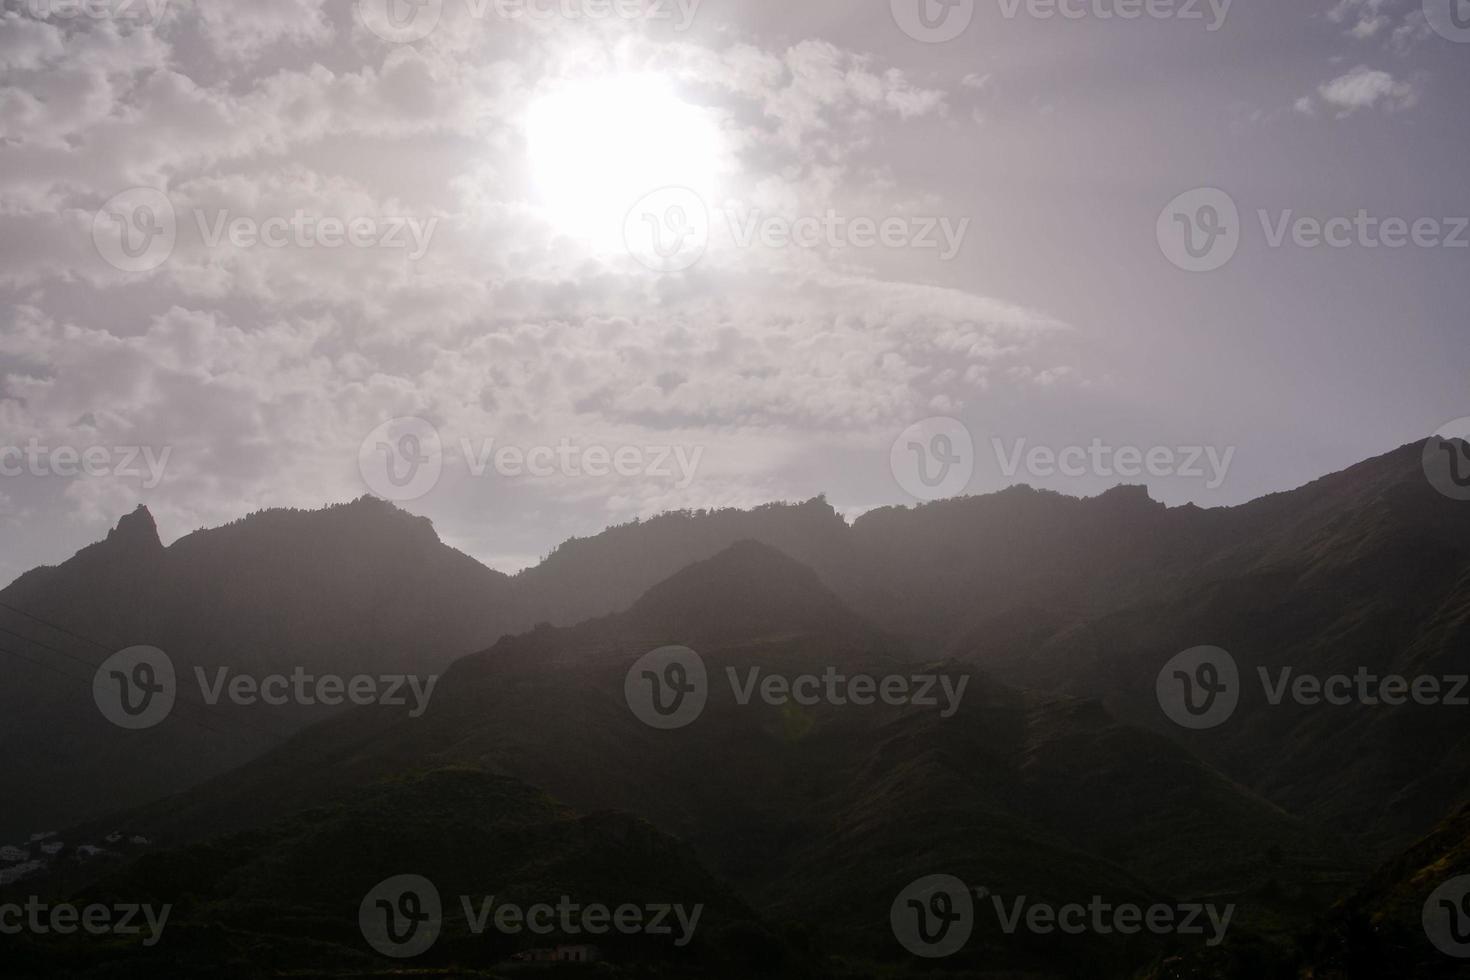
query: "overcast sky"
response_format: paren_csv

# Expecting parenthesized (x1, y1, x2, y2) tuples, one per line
(1, 0, 1467, 584)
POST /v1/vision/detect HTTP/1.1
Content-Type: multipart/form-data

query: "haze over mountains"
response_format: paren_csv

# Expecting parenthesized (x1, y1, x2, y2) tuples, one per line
(3, 438, 1469, 976)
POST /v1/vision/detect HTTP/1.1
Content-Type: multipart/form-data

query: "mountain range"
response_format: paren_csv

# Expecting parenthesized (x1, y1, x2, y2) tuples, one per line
(2, 438, 1468, 977)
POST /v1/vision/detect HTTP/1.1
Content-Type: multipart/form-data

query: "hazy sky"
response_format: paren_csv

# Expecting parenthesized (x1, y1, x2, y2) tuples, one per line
(1, 0, 1467, 584)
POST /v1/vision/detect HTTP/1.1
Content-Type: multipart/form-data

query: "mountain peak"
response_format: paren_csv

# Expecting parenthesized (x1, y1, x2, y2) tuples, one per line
(1091, 483, 1162, 510)
(105, 504, 162, 552)
(627, 539, 865, 642)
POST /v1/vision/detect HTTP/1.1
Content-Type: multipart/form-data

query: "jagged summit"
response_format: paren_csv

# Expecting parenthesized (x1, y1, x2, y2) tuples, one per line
(105, 504, 162, 551)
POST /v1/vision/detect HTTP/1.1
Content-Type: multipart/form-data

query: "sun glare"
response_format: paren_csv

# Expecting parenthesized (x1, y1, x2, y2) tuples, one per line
(525, 74, 725, 243)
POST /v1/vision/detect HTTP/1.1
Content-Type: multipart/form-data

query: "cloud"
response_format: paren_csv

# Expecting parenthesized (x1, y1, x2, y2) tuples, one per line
(1304, 65, 1420, 116)
(1327, 0, 1391, 39)
(194, 0, 333, 61)
(1326, 0, 1435, 52)
(0, 3, 1071, 573)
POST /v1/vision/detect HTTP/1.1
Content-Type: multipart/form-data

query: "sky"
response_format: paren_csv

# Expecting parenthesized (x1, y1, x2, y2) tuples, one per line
(1, 0, 1467, 584)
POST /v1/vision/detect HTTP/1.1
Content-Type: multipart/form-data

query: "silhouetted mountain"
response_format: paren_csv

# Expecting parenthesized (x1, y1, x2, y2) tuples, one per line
(6, 438, 1468, 976)
(944, 441, 1470, 852)
(501, 439, 1470, 855)
(512, 496, 860, 625)
(74, 542, 1350, 978)
(0, 497, 526, 840)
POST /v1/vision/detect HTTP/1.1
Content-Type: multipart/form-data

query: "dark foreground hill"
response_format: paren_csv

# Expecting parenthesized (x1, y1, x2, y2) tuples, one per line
(4, 768, 788, 979)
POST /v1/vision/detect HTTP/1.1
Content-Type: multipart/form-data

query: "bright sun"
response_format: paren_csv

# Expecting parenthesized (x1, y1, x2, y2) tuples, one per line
(525, 74, 725, 242)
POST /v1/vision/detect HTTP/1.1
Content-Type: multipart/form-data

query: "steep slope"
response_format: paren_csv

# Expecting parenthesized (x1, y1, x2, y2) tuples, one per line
(949, 441, 1470, 850)
(1146, 799, 1470, 979)
(1296, 799, 1470, 979)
